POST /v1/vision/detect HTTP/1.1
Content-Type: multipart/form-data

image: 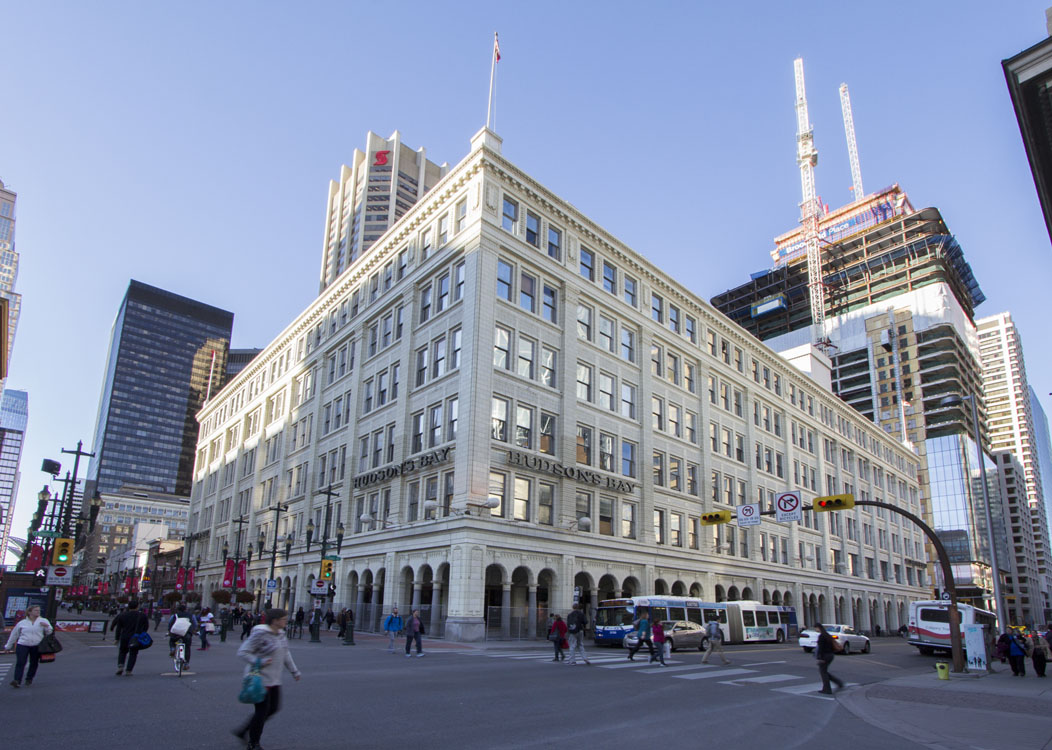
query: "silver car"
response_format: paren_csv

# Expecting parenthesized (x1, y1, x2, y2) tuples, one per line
(798, 624, 871, 654)
(622, 621, 709, 652)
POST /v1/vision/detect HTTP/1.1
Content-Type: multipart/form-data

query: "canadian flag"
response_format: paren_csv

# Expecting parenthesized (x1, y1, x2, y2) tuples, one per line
(494, 33, 501, 62)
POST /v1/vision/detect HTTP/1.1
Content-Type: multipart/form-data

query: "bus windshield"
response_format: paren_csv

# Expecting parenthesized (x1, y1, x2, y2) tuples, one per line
(595, 607, 635, 627)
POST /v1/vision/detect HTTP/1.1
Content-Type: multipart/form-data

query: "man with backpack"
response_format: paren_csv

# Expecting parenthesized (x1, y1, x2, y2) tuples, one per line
(701, 616, 730, 665)
(383, 607, 404, 653)
(167, 604, 199, 666)
(565, 603, 591, 665)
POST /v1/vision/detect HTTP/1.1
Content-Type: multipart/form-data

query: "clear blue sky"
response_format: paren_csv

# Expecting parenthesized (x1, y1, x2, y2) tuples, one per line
(3, 2, 1051, 560)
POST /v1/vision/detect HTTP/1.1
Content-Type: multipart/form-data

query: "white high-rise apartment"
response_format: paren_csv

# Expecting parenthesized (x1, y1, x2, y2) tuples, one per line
(978, 312, 1052, 623)
(0, 179, 22, 383)
(318, 132, 448, 293)
(189, 128, 927, 642)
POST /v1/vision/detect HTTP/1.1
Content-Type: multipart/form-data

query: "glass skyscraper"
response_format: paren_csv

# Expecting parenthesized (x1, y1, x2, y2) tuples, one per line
(86, 281, 233, 497)
(0, 389, 27, 566)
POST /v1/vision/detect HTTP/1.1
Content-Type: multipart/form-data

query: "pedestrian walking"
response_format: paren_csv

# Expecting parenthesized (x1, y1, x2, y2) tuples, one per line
(325, 609, 335, 631)
(1008, 631, 1032, 676)
(996, 632, 1011, 664)
(152, 608, 163, 632)
(565, 602, 591, 665)
(814, 623, 845, 694)
(383, 607, 404, 652)
(701, 617, 730, 665)
(241, 611, 255, 640)
(4, 605, 53, 688)
(294, 606, 305, 636)
(548, 613, 568, 661)
(233, 608, 301, 750)
(1031, 631, 1050, 677)
(199, 607, 214, 650)
(651, 619, 669, 665)
(404, 609, 426, 657)
(626, 609, 654, 662)
(113, 599, 150, 676)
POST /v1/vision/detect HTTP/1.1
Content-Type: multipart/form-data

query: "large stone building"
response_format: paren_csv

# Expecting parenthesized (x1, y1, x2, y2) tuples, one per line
(188, 129, 927, 641)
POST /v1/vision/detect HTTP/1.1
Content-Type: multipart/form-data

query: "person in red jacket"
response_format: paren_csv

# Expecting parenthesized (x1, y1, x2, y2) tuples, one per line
(549, 614, 568, 662)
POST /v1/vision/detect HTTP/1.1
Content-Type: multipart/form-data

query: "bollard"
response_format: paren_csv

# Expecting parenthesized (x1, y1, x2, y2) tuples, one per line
(343, 623, 356, 646)
(935, 661, 949, 680)
(220, 622, 228, 642)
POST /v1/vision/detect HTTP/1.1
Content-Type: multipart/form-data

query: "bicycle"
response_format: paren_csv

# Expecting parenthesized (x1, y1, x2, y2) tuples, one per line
(173, 639, 187, 676)
(285, 621, 303, 639)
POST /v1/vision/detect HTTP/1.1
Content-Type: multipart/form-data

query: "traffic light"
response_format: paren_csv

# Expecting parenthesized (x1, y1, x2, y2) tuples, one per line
(700, 510, 733, 526)
(814, 494, 855, 512)
(320, 560, 334, 579)
(52, 538, 74, 565)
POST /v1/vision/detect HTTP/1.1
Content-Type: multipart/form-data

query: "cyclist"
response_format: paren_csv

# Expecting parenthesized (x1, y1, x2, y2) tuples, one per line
(168, 604, 199, 667)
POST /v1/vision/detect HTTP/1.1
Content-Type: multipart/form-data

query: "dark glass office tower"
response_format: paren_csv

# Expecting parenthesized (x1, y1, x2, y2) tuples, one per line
(87, 281, 233, 496)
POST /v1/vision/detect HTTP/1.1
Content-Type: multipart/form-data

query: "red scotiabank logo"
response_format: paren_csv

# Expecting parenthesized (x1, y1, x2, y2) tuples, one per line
(373, 150, 390, 166)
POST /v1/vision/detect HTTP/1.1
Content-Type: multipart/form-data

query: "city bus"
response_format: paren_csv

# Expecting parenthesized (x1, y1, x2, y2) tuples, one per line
(725, 601, 799, 643)
(908, 600, 996, 656)
(592, 596, 723, 646)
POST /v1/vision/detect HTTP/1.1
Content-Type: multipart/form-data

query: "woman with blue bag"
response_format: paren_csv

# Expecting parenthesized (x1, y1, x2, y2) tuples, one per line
(234, 608, 301, 750)
(113, 600, 151, 676)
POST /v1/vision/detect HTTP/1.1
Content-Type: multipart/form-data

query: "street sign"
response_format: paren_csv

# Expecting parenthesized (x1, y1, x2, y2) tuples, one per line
(323, 555, 340, 561)
(736, 503, 761, 527)
(775, 492, 803, 523)
(46, 566, 72, 586)
(34, 530, 59, 538)
(266, 579, 278, 592)
(308, 579, 328, 596)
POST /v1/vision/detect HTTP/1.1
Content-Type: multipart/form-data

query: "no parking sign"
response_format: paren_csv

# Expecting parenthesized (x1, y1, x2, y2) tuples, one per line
(775, 492, 803, 523)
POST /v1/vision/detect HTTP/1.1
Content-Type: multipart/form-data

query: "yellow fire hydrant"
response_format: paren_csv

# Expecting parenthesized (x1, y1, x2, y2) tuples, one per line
(935, 662, 950, 680)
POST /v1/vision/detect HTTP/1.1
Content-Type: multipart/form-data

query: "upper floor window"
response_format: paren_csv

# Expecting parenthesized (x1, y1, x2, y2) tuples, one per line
(502, 198, 518, 232)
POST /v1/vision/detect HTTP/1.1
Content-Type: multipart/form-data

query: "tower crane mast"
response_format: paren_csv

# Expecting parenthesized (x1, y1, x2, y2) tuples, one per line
(794, 58, 826, 333)
(840, 83, 865, 202)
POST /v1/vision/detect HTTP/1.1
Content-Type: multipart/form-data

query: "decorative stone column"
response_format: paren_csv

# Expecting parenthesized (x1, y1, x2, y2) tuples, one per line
(501, 584, 511, 639)
(372, 584, 384, 632)
(444, 543, 486, 642)
(411, 581, 422, 612)
(429, 582, 443, 637)
(527, 585, 538, 638)
(354, 585, 365, 630)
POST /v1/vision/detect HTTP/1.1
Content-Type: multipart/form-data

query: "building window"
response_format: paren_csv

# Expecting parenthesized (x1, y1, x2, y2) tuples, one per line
(502, 198, 518, 232)
(576, 363, 593, 402)
(497, 260, 513, 301)
(491, 397, 509, 441)
(489, 472, 506, 517)
(526, 211, 540, 247)
(621, 502, 636, 538)
(540, 413, 556, 455)
(494, 326, 511, 369)
(622, 440, 637, 478)
(520, 273, 536, 313)
(580, 246, 595, 280)
(654, 509, 666, 544)
(623, 276, 637, 307)
(514, 477, 531, 521)
(547, 226, 562, 260)
(538, 482, 554, 525)
(577, 424, 593, 465)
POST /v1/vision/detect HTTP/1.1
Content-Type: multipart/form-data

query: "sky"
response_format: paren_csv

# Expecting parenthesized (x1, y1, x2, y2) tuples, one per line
(3, 2, 1052, 562)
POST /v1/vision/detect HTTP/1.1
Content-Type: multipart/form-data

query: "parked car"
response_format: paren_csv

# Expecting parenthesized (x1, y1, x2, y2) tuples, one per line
(622, 621, 709, 652)
(798, 624, 871, 654)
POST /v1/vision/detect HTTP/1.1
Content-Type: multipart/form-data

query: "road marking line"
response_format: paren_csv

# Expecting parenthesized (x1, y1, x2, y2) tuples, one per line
(599, 660, 667, 669)
(772, 681, 857, 698)
(742, 660, 787, 667)
(673, 668, 755, 680)
(720, 673, 802, 684)
(639, 664, 715, 674)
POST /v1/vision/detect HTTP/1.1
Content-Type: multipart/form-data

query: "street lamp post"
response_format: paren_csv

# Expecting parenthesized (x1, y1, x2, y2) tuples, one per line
(306, 483, 345, 643)
(256, 503, 292, 608)
(223, 515, 253, 610)
(940, 394, 1010, 632)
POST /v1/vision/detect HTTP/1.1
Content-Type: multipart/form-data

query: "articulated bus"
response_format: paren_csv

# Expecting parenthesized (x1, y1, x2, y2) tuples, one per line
(908, 600, 996, 655)
(593, 597, 797, 646)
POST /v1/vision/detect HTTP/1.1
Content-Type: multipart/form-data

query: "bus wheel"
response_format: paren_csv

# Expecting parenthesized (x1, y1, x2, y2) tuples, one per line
(776, 630, 785, 643)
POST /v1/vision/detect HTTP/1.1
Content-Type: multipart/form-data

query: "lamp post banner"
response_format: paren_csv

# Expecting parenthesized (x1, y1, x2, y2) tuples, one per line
(175, 567, 185, 591)
(236, 560, 247, 589)
(222, 559, 235, 588)
(186, 568, 195, 589)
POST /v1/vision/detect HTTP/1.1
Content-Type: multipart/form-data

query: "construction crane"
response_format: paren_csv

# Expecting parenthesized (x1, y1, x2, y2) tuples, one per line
(839, 83, 865, 203)
(794, 57, 827, 337)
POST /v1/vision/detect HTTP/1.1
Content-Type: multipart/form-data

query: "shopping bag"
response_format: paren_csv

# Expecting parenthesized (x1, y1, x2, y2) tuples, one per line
(238, 660, 266, 704)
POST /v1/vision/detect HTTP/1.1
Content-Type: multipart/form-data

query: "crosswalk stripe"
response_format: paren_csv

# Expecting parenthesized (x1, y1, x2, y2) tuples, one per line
(720, 673, 801, 684)
(771, 681, 857, 698)
(674, 668, 755, 680)
(599, 660, 664, 669)
(639, 663, 717, 674)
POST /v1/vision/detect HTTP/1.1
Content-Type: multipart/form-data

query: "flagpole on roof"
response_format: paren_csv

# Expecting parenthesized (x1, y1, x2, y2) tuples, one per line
(487, 32, 500, 130)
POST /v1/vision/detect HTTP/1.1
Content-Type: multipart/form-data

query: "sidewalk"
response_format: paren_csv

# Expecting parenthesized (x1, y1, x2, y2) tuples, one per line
(838, 664, 1052, 750)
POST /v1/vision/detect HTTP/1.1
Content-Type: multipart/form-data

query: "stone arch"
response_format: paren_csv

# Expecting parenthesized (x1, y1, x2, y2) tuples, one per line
(771, 590, 782, 605)
(598, 574, 619, 602)
(573, 571, 595, 616)
(884, 600, 894, 632)
(537, 567, 557, 627)
(762, 589, 771, 605)
(727, 585, 741, 601)
(742, 586, 755, 601)
(714, 584, 726, 602)
(654, 578, 669, 595)
(897, 601, 907, 632)
(869, 599, 880, 634)
(782, 590, 793, 607)
(621, 576, 641, 597)
(689, 582, 703, 598)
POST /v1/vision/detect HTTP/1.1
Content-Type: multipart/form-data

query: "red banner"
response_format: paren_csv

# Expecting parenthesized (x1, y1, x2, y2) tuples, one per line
(237, 560, 247, 589)
(96, 582, 103, 594)
(130, 576, 139, 593)
(26, 544, 44, 572)
(175, 567, 185, 591)
(223, 559, 235, 588)
(123, 577, 132, 593)
(186, 568, 195, 590)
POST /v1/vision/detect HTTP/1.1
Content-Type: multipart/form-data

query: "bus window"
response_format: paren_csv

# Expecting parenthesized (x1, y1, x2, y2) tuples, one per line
(780, 612, 793, 624)
(719, 609, 727, 624)
(754, 611, 768, 627)
(669, 607, 686, 622)
(743, 611, 756, 627)
(919, 608, 949, 623)
(687, 608, 703, 625)
(649, 607, 668, 623)
(703, 608, 720, 623)
(595, 608, 634, 627)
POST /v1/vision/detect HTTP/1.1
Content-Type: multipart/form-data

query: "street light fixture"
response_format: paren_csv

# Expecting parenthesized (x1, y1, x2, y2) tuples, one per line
(257, 503, 291, 607)
(939, 394, 1009, 631)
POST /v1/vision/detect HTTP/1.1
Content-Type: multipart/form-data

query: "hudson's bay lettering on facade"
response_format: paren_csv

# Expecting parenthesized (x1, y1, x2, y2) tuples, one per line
(353, 447, 452, 489)
(506, 450, 636, 493)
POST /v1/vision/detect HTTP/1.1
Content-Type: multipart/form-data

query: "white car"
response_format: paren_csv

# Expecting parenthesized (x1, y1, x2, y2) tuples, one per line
(798, 624, 871, 654)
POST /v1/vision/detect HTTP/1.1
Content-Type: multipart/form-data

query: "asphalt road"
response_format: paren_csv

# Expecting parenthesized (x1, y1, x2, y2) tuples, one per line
(3, 630, 940, 749)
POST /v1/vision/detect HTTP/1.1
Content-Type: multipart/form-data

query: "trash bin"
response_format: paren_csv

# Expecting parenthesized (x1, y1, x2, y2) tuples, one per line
(935, 661, 949, 680)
